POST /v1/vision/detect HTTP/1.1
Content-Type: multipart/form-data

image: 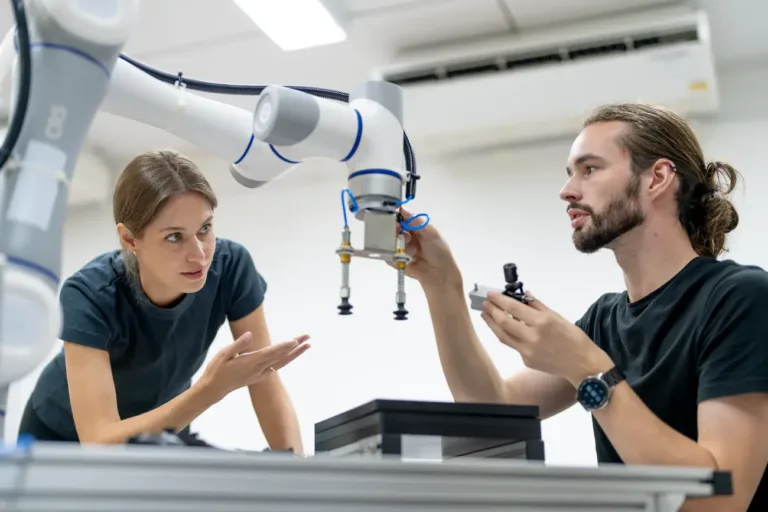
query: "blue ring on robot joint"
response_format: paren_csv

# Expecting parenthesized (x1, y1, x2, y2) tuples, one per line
(269, 144, 301, 165)
(28, 42, 111, 78)
(347, 169, 403, 181)
(340, 109, 363, 162)
(7, 256, 60, 285)
(234, 134, 255, 165)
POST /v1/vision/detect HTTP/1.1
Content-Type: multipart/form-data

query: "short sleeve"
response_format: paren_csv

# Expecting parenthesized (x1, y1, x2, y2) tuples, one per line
(58, 279, 113, 350)
(697, 267, 768, 403)
(223, 241, 268, 321)
(575, 296, 603, 339)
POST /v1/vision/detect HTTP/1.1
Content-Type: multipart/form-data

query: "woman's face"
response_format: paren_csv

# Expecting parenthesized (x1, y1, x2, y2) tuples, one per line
(132, 192, 216, 304)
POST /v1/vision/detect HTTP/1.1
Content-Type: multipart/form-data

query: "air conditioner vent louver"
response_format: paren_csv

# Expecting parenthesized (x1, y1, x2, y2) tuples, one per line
(384, 28, 699, 86)
(372, 7, 718, 154)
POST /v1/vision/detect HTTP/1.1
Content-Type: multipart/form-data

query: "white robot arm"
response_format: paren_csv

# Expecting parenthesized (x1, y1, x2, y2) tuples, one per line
(0, 0, 424, 431)
(101, 56, 424, 316)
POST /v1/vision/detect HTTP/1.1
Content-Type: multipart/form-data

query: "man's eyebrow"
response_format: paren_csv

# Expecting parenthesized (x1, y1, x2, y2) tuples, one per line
(575, 153, 606, 165)
(160, 215, 214, 232)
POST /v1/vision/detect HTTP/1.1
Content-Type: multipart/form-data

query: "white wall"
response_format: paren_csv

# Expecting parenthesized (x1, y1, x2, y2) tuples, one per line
(6, 59, 768, 467)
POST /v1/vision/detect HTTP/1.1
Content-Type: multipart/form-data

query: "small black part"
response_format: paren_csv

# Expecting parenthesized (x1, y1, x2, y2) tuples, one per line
(338, 297, 353, 315)
(503, 263, 519, 284)
(262, 447, 295, 454)
(126, 430, 186, 447)
(127, 429, 220, 448)
(176, 430, 216, 448)
(710, 470, 734, 496)
(394, 303, 408, 320)
(502, 263, 533, 304)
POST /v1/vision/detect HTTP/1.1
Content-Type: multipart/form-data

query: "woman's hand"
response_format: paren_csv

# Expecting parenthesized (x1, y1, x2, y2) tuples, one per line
(197, 332, 310, 402)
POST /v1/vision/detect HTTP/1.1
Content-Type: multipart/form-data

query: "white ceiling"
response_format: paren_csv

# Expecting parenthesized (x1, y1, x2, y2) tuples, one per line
(0, 0, 766, 169)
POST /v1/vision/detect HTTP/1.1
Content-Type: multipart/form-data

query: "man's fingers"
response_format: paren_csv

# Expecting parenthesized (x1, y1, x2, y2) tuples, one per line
(523, 290, 550, 312)
(481, 311, 523, 351)
(483, 300, 531, 340)
(486, 291, 540, 325)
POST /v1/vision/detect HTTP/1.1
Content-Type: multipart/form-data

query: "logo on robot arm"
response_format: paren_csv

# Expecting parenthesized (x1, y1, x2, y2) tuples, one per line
(45, 105, 67, 140)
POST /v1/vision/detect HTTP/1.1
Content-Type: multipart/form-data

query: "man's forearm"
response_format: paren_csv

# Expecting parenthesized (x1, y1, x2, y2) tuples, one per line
(88, 382, 219, 444)
(590, 382, 727, 511)
(423, 281, 507, 403)
(592, 381, 717, 466)
(249, 377, 304, 454)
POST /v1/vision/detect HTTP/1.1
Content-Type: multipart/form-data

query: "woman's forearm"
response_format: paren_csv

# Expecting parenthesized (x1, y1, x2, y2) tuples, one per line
(249, 376, 304, 454)
(86, 382, 219, 444)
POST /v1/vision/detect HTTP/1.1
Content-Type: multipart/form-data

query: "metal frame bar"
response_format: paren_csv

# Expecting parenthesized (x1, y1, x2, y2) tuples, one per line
(0, 442, 727, 511)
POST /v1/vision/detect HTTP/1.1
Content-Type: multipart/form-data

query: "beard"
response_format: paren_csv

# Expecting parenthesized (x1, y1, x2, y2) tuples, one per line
(572, 175, 645, 253)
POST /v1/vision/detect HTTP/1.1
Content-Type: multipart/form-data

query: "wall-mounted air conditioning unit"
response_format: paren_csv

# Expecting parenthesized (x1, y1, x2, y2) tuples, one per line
(372, 5, 718, 154)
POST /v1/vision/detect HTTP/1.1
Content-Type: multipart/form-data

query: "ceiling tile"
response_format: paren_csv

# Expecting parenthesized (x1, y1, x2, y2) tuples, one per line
(695, 0, 768, 62)
(502, 0, 681, 29)
(122, 0, 263, 56)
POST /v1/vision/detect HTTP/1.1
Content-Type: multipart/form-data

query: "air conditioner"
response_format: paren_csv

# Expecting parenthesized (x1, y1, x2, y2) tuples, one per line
(372, 5, 719, 155)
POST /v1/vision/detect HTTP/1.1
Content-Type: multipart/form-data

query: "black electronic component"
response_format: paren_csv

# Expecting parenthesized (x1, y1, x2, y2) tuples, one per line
(502, 263, 533, 304)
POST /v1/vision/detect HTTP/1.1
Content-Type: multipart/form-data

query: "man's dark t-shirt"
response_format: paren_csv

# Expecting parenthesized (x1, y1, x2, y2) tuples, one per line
(577, 256, 768, 511)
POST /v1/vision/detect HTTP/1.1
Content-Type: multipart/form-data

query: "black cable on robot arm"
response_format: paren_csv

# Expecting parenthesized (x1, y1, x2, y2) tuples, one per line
(118, 53, 420, 198)
(0, 0, 32, 172)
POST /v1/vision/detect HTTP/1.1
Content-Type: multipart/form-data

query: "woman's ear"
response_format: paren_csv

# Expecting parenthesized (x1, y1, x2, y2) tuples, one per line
(116, 223, 137, 252)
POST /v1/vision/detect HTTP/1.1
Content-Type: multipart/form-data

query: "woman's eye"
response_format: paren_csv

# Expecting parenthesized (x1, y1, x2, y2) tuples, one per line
(166, 233, 181, 242)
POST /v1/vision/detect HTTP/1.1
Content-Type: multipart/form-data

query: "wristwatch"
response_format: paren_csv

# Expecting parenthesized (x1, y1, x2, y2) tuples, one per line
(576, 366, 625, 411)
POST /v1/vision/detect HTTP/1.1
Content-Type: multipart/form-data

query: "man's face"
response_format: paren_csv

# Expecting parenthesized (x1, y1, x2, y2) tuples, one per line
(560, 121, 645, 253)
(134, 192, 217, 295)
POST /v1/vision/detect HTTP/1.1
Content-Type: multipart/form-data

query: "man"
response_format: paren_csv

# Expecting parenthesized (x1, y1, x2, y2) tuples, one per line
(399, 103, 768, 511)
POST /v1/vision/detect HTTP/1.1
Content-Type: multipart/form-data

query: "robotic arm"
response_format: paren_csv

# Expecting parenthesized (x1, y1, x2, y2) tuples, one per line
(0, 0, 424, 432)
(101, 58, 421, 322)
(101, 53, 422, 321)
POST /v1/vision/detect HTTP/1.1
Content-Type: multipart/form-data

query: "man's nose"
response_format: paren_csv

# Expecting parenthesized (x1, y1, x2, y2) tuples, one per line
(559, 177, 582, 203)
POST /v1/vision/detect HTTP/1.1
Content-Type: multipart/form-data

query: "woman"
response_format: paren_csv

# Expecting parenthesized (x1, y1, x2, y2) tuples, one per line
(17, 149, 310, 451)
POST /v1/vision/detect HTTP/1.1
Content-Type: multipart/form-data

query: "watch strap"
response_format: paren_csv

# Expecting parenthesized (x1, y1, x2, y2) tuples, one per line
(600, 366, 625, 388)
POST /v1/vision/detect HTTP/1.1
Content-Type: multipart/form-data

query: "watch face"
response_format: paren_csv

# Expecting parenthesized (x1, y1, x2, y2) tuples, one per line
(577, 377, 609, 410)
